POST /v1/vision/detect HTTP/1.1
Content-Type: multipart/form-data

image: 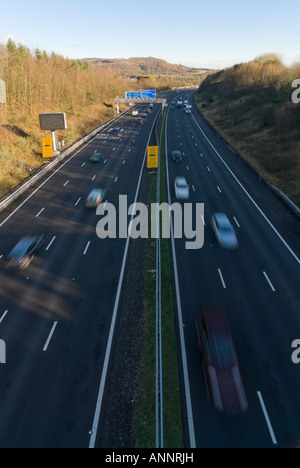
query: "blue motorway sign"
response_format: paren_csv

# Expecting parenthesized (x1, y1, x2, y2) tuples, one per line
(125, 91, 141, 100)
(141, 89, 156, 100)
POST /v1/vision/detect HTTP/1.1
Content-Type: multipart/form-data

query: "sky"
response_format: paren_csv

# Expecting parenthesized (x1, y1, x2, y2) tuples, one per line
(0, 0, 300, 69)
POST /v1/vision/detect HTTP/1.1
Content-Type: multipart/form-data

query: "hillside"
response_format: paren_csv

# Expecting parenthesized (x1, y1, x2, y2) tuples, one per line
(0, 44, 206, 200)
(195, 54, 300, 206)
(82, 56, 209, 85)
(82, 56, 208, 76)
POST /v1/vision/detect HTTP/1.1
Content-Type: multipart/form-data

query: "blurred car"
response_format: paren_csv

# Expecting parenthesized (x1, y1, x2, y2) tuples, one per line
(211, 213, 238, 250)
(196, 305, 248, 415)
(136, 117, 142, 125)
(6, 235, 44, 270)
(112, 127, 121, 135)
(86, 189, 106, 208)
(174, 177, 189, 200)
(90, 152, 103, 163)
(141, 112, 147, 118)
(172, 150, 183, 163)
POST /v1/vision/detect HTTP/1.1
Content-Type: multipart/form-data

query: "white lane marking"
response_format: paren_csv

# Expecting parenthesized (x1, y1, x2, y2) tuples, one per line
(63, 180, 69, 187)
(89, 115, 158, 449)
(122, 160, 126, 165)
(75, 197, 81, 206)
(192, 185, 195, 192)
(191, 113, 300, 266)
(104, 159, 107, 164)
(217, 186, 222, 194)
(218, 269, 227, 289)
(45, 236, 56, 251)
(43, 322, 58, 352)
(257, 391, 278, 445)
(92, 175, 96, 181)
(207, 166, 211, 172)
(114, 177, 118, 183)
(234, 217, 240, 228)
(0, 310, 8, 324)
(186, 166, 190, 171)
(0, 129, 106, 228)
(263, 271, 276, 292)
(165, 111, 196, 448)
(81, 162, 86, 167)
(83, 241, 91, 256)
(128, 148, 131, 152)
(36, 208, 45, 218)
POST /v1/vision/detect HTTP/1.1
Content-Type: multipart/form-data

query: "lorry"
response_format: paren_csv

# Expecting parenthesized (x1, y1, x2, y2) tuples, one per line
(132, 110, 139, 117)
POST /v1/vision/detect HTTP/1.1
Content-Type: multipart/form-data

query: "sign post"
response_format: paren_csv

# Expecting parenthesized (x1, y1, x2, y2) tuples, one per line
(39, 113, 67, 157)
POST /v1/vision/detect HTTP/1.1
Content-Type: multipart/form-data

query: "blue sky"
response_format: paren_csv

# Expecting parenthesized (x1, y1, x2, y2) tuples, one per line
(0, 0, 299, 68)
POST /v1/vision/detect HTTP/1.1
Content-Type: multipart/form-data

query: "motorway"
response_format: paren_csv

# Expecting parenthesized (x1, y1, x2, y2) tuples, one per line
(166, 90, 300, 447)
(0, 100, 166, 448)
(1, 88, 300, 448)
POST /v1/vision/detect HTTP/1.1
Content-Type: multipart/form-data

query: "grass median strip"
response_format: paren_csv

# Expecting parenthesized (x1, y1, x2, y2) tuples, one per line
(136, 104, 184, 448)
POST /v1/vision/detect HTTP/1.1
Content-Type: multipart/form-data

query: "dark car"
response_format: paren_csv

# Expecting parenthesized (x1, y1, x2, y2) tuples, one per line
(112, 127, 121, 135)
(6, 235, 44, 270)
(90, 152, 103, 163)
(196, 305, 248, 415)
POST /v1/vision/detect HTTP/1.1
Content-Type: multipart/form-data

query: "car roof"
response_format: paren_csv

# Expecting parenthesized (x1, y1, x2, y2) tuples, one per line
(214, 213, 232, 226)
(9, 237, 38, 256)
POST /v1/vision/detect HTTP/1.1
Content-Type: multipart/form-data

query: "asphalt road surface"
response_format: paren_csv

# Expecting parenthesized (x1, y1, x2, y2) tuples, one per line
(0, 100, 166, 448)
(166, 90, 300, 448)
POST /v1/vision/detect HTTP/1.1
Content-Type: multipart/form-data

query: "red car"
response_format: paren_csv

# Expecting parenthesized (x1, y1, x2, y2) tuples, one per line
(196, 305, 248, 415)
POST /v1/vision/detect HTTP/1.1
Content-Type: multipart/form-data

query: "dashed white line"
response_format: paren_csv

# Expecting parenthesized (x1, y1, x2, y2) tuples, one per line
(83, 241, 91, 256)
(122, 160, 126, 165)
(63, 180, 69, 187)
(207, 167, 211, 172)
(45, 236, 56, 251)
(218, 269, 227, 289)
(92, 175, 96, 181)
(0, 310, 8, 324)
(234, 217, 240, 228)
(257, 391, 277, 445)
(43, 321, 58, 352)
(75, 197, 81, 206)
(263, 272, 276, 292)
(81, 162, 86, 167)
(114, 177, 118, 183)
(217, 186, 222, 194)
(192, 185, 195, 192)
(36, 208, 45, 218)
(104, 159, 108, 164)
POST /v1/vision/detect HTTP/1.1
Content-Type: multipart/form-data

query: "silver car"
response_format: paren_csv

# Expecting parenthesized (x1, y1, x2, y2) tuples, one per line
(211, 213, 238, 249)
(86, 189, 106, 209)
(6, 235, 45, 270)
(174, 177, 190, 200)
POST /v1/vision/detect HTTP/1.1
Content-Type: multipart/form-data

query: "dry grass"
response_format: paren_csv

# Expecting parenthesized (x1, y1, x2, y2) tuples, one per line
(195, 59, 300, 206)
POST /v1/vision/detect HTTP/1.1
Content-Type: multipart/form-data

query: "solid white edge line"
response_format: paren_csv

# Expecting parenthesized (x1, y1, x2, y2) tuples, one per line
(43, 321, 58, 352)
(257, 391, 278, 445)
(165, 106, 196, 449)
(88, 113, 159, 449)
(191, 112, 300, 266)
